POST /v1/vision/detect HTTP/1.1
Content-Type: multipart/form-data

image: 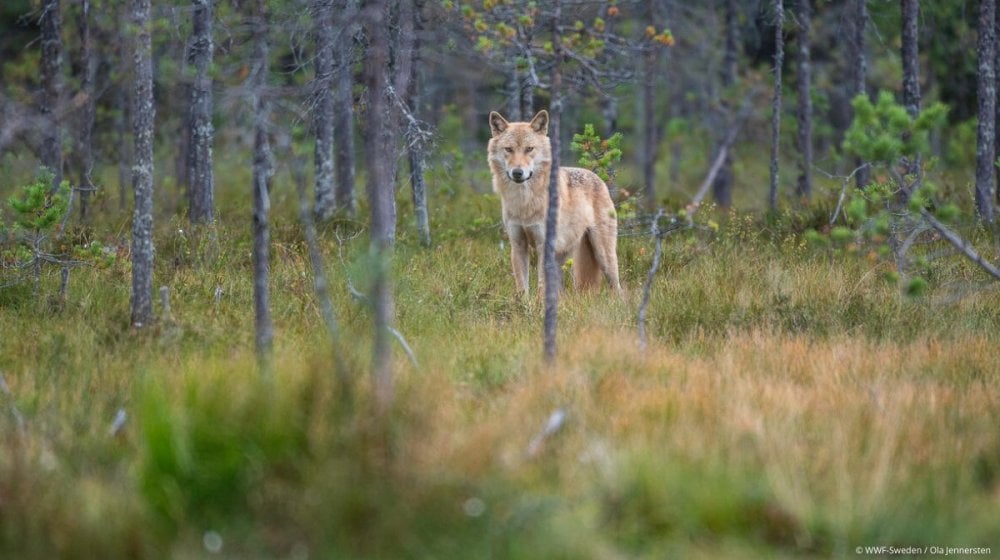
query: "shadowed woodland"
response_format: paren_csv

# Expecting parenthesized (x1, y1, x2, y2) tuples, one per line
(2, 0, 1000, 558)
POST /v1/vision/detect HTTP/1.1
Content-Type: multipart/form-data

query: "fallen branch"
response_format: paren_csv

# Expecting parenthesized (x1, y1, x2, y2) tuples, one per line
(686, 98, 753, 220)
(828, 163, 870, 225)
(920, 210, 1000, 281)
(388, 326, 419, 369)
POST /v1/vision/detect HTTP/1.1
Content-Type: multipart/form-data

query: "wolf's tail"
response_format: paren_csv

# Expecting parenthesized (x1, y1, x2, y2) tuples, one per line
(573, 232, 602, 290)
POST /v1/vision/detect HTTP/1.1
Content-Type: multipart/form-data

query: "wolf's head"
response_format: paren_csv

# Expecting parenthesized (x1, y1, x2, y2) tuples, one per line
(487, 110, 551, 184)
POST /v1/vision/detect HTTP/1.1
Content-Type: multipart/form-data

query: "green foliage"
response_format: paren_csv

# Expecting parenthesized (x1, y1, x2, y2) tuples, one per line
(7, 169, 69, 233)
(843, 91, 948, 165)
(570, 123, 623, 183)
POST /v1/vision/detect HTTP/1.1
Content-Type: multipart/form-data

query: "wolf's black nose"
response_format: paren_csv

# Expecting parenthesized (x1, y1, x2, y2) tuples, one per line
(511, 169, 524, 181)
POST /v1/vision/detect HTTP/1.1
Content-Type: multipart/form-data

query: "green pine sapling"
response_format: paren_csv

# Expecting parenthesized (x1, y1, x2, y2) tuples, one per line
(3, 169, 112, 300)
(810, 91, 1000, 295)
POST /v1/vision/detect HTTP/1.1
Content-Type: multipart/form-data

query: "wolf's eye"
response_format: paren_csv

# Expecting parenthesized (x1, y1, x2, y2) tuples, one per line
(504, 147, 513, 153)
(525, 147, 534, 153)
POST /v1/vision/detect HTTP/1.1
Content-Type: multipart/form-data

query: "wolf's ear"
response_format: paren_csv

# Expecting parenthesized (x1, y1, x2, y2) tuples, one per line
(529, 110, 549, 135)
(489, 112, 509, 137)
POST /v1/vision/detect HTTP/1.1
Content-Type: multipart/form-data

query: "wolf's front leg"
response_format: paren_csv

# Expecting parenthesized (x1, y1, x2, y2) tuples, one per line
(508, 228, 530, 297)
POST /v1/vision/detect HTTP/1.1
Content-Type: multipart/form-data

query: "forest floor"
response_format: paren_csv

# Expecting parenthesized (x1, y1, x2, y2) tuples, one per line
(2, 160, 1000, 559)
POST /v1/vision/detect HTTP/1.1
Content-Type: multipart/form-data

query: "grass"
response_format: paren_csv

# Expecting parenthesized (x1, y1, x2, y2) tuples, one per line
(1, 153, 999, 559)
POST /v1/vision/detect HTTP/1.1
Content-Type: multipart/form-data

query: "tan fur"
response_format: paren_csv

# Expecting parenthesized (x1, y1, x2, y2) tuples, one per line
(487, 110, 623, 297)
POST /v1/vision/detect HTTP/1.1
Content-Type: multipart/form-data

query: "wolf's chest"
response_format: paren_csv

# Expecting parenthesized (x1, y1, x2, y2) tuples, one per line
(500, 183, 548, 223)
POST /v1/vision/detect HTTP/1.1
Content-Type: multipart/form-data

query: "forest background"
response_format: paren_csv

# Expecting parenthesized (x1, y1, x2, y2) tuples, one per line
(1, 0, 1000, 558)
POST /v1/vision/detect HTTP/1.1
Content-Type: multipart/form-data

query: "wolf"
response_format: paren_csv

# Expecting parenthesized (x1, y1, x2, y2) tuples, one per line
(488, 110, 622, 297)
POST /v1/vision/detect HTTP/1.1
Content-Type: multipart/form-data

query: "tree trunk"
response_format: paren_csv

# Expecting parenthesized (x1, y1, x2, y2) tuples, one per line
(76, 0, 96, 222)
(795, 0, 813, 201)
(40, 0, 63, 191)
(768, 0, 784, 211)
(407, 0, 431, 247)
(117, 86, 130, 212)
(334, 0, 357, 216)
(251, 0, 273, 363)
(313, 0, 336, 220)
(901, 0, 921, 185)
(995, 0, 1000, 204)
(507, 67, 522, 121)
(976, 0, 996, 223)
(543, 0, 563, 364)
(711, 0, 737, 208)
(851, 0, 870, 189)
(641, 0, 658, 211)
(188, 0, 215, 224)
(901, 0, 921, 119)
(130, 0, 155, 328)
(365, 0, 396, 412)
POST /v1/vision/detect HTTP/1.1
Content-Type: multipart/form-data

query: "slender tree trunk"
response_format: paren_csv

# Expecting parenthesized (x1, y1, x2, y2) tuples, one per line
(76, 0, 96, 222)
(520, 32, 535, 119)
(365, 0, 395, 412)
(768, 0, 784, 211)
(641, 0, 658, 211)
(901, 0, 921, 119)
(977, 0, 996, 223)
(40, 0, 63, 191)
(712, 0, 737, 207)
(543, 0, 563, 364)
(507, 67, 522, 121)
(188, 0, 215, 224)
(334, 0, 357, 216)
(851, 0, 870, 188)
(251, 0, 273, 363)
(602, 96, 618, 138)
(117, 86, 130, 212)
(130, 0, 155, 328)
(407, 0, 431, 247)
(995, 0, 1000, 203)
(795, 0, 813, 201)
(901, 0, 921, 186)
(116, 3, 130, 212)
(313, 0, 336, 220)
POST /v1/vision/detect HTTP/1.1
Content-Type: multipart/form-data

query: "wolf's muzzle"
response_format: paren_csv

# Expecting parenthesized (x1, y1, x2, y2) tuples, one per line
(509, 168, 531, 183)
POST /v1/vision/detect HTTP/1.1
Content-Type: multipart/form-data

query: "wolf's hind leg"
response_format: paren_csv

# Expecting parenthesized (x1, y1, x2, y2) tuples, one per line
(573, 233, 601, 291)
(590, 225, 623, 296)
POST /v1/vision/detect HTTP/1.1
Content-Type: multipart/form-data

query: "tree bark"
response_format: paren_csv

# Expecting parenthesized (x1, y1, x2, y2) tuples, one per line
(995, 0, 1000, 203)
(768, 0, 784, 211)
(977, 0, 996, 223)
(251, 0, 273, 363)
(188, 0, 215, 224)
(543, 0, 563, 364)
(507, 67, 522, 122)
(407, 0, 431, 247)
(76, 0, 97, 222)
(711, 0, 737, 208)
(795, 0, 813, 201)
(851, 0, 870, 189)
(116, 86, 130, 212)
(901, 0, 921, 119)
(40, 0, 63, 191)
(641, 0, 658, 211)
(313, 0, 336, 220)
(334, 0, 357, 216)
(901, 0, 921, 184)
(130, 0, 155, 328)
(365, 0, 396, 412)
